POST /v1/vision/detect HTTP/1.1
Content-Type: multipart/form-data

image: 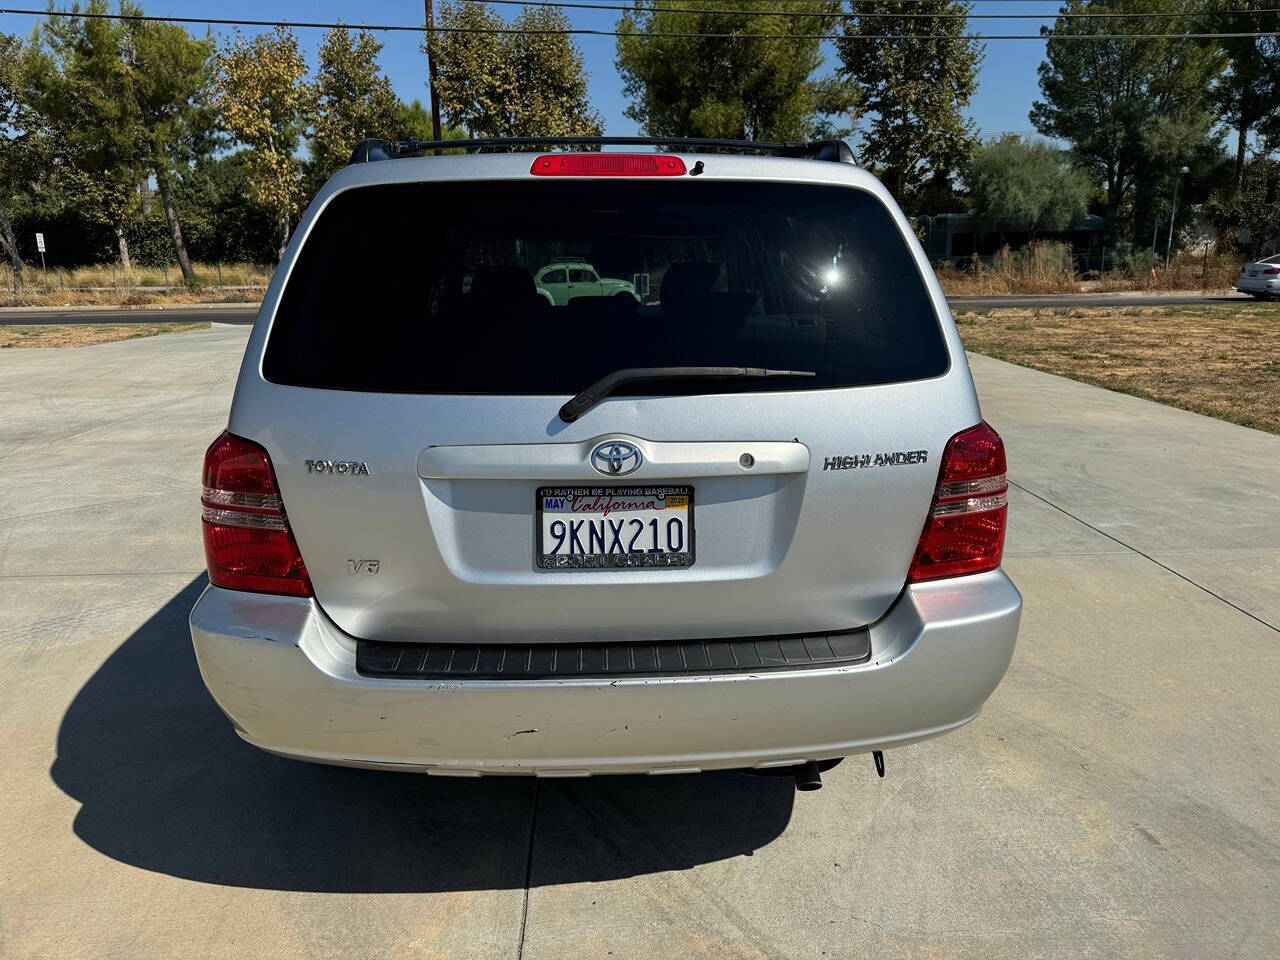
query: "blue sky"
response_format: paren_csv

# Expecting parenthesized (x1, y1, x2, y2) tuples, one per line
(3, 1, 1059, 140)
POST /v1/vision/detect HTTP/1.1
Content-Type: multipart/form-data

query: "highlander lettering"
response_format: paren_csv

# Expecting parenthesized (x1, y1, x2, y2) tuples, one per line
(823, 450, 928, 470)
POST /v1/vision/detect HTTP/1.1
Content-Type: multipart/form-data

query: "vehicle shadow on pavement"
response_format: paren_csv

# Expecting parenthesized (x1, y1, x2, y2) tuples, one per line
(51, 577, 794, 892)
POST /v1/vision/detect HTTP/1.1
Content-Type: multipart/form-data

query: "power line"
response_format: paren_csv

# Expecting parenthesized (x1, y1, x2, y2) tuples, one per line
(480, 0, 1280, 20)
(1, 7, 1277, 40)
(505, 0, 1277, 5)
(568, 0, 1241, 3)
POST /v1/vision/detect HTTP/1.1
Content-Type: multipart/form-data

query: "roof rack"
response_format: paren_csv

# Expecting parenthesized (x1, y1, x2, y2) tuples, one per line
(348, 136, 856, 166)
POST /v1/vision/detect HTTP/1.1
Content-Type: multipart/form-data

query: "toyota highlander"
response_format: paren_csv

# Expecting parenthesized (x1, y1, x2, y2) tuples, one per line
(189, 138, 1022, 788)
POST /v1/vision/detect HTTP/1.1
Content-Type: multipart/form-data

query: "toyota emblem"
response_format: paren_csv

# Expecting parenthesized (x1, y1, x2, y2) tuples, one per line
(591, 440, 642, 477)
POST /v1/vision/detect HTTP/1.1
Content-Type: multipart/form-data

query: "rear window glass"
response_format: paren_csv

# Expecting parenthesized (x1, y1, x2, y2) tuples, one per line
(264, 179, 949, 394)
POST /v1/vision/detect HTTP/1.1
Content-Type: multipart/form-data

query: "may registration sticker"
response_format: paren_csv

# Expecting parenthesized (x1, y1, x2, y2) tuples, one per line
(536, 485, 695, 570)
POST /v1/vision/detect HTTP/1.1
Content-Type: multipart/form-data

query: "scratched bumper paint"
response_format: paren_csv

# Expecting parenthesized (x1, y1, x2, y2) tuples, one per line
(189, 572, 1021, 776)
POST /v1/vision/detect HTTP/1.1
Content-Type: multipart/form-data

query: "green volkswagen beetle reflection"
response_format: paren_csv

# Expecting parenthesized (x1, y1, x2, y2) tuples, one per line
(534, 259, 641, 305)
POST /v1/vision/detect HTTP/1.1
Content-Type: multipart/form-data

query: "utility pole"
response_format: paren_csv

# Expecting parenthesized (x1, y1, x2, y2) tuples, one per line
(424, 0, 443, 149)
(1166, 166, 1189, 269)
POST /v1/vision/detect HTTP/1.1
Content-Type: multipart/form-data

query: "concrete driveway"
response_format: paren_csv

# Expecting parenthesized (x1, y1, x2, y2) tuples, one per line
(1, 325, 1276, 959)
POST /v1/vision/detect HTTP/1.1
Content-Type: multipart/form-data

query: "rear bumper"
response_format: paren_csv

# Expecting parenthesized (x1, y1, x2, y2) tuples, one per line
(1237, 277, 1279, 296)
(189, 571, 1021, 775)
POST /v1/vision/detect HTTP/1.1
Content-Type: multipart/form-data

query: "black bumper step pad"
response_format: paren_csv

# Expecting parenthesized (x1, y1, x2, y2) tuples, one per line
(356, 628, 871, 680)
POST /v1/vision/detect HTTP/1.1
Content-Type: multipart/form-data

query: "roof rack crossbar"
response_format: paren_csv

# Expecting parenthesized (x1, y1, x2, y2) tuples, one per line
(348, 136, 856, 166)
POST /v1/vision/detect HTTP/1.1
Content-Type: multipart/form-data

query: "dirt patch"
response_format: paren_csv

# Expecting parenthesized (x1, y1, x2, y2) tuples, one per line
(0, 322, 210, 349)
(954, 303, 1280, 434)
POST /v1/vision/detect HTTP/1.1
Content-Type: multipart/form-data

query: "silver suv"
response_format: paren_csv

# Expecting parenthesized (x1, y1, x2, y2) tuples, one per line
(190, 138, 1021, 788)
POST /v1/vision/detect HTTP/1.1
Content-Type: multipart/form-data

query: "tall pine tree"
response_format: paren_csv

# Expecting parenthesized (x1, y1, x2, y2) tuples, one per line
(837, 0, 982, 211)
(616, 0, 854, 141)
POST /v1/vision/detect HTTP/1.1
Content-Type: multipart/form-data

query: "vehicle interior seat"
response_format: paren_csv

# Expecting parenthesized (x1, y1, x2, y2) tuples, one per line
(468, 263, 549, 321)
(659, 261, 763, 362)
(565, 294, 640, 328)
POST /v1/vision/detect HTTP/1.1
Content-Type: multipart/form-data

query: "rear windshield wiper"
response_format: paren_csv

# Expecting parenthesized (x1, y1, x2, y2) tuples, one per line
(559, 366, 816, 423)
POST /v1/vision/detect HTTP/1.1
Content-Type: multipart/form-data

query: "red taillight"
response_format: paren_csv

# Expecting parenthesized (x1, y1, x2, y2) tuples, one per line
(529, 153, 687, 177)
(201, 431, 311, 597)
(908, 421, 1008, 582)
(1263, 267, 1279, 275)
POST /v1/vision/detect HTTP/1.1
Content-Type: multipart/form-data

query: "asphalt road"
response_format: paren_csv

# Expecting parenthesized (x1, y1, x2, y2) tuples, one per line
(0, 304, 258, 325)
(1, 326, 1277, 958)
(0, 291, 1258, 325)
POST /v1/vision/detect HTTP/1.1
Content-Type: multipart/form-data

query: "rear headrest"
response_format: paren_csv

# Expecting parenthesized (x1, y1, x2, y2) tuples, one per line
(660, 261, 721, 305)
(470, 265, 536, 300)
(566, 295, 639, 324)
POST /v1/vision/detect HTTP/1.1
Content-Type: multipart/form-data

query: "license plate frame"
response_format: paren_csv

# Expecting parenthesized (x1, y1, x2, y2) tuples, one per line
(535, 484, 695, 571)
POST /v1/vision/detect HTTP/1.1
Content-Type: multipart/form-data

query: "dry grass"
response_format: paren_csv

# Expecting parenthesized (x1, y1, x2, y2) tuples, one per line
(936, 243, 1078, 294)
(0, 322, 209, 349)
(0, 261, 270, 307)
(1086, 255, 1244, 293)
(936, 247, 1245, 296)
(0, 288, 262, 308)
(954, 303, 1280, 434)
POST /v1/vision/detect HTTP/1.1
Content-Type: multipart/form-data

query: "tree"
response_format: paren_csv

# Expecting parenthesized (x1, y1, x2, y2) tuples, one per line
(385, 98, 467, 145)
(615, 0, 854, 140)
(1207, 155, 1280, 255)
(28, 2, 144, 268)
(1209, 0, 1280, 188)
(837, 0, 982, 210)
(175, 151, 280, 263)
(1236, 157, 1280, 253)
(22, 5, 217, 278)
(125, 14, 218, 283)
(216, 28, 308, 260)
(1030, 0, 1224, 240)
(430, 1, 601, 137)
(966, 136, 1092, 239)
(387, 98, 459, 141)
(1261, 94, 1280, 154)
(308, 27, 399, 182)
(0, 32, 39, 282)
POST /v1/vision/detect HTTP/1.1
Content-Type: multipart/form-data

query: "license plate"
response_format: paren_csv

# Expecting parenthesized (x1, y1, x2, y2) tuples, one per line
(536, 485, 694, 570)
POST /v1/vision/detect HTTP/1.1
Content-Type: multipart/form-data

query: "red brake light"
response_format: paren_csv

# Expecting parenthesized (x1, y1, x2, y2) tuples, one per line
(1263, 267, 1279, 275)
(908, 421, 1008, 582)
(201, 431, 312, 597)
(530, 153, 687, 177)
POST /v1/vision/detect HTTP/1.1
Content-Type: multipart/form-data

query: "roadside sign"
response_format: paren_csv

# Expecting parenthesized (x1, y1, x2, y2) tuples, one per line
(35, 232, 45, 253)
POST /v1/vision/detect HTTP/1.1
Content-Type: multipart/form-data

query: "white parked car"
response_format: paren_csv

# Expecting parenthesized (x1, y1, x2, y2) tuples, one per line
(1237, 254, 1280, 300)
